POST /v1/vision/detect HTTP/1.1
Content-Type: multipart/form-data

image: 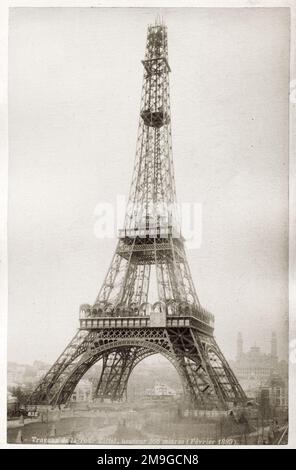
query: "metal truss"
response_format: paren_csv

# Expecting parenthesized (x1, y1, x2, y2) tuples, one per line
(29, 327, 246, 408)
(28, 20, 246, 410)
(94, 347, 153, 401)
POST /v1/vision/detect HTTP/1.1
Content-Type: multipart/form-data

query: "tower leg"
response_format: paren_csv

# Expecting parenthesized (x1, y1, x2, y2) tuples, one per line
(94, 347, 153, 401)
(177, 356, 219, 408)
(94, 350, 128, 401)
(167, 328, 246, 409)
(28, 330, 91, 405)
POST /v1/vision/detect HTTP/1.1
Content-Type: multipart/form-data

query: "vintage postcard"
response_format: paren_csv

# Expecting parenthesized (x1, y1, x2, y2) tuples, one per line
(2, 3, 294, 449)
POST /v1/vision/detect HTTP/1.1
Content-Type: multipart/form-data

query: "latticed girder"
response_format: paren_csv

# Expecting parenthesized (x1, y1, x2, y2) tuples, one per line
(94, 347, 154, 401)
(28, 327, 246, 409)
(92, 234, 201, 317)
(28, 329, 90, 404)
(124, 23, 177, 232)
(94, 350, 128, 401)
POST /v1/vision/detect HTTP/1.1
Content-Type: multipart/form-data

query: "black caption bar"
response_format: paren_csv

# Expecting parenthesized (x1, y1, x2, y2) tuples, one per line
(0, 448, 293, 467)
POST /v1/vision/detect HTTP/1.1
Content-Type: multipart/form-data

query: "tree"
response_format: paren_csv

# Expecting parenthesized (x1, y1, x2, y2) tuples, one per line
(9, 385, 32, 405)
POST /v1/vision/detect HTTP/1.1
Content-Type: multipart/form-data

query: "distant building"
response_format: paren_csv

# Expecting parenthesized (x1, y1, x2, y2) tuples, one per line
(144, 383, 177, 397)
(7, 361, 51, 387)
(230, 332, 288, 400)
(267, 374, 288, 409)
(71, 379, 93, 402)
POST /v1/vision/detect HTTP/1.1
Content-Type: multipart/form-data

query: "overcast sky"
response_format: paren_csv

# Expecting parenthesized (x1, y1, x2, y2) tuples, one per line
(8, 7, 289, 365)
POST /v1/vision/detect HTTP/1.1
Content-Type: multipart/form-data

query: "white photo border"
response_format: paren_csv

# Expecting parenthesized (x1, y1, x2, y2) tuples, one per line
(0, 0, 295, 449)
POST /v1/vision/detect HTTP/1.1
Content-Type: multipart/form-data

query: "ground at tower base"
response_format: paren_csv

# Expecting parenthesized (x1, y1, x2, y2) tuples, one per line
(7, 397, 288, 445)
(8, 333, 288, 445)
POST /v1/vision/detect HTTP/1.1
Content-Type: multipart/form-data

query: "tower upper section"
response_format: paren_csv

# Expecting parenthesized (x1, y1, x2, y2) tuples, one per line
(123, 21, 178, 234)
(140, 24, 171, 129)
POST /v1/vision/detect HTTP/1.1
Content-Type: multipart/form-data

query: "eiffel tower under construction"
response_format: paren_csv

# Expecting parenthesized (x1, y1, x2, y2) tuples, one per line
(29, 18, 246, 410)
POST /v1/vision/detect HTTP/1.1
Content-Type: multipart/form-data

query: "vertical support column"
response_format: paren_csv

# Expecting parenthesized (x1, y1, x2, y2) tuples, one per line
(94, 347, 149, 401)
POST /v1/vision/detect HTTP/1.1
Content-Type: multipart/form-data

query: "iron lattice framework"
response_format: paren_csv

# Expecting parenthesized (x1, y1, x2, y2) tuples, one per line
(29, 20, 246, 410)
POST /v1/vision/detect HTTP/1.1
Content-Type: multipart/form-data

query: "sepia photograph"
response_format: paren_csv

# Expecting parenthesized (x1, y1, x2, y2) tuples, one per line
(2, 4, 293, 449)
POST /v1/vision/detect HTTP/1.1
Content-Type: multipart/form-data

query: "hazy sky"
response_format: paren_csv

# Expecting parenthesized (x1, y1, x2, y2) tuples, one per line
(8, 7, 289, 365)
